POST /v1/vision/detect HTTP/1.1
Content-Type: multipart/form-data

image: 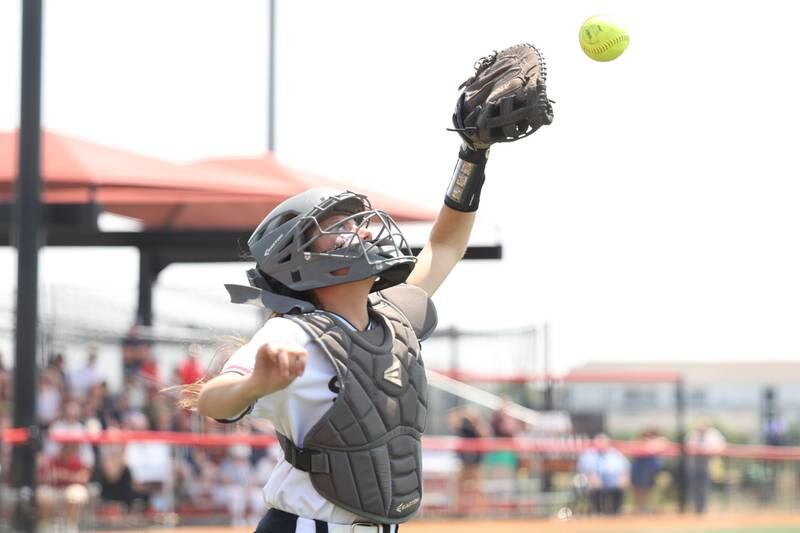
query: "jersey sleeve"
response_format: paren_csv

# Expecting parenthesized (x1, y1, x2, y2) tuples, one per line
(220, 316, 306, 375)
(215, 317, 307, 423)
(374, 284, 438, 341)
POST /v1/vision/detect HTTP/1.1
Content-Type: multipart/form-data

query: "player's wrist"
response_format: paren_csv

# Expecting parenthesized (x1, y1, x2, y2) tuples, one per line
(444, 145, 489, 212)
(459, 144, 489, 163)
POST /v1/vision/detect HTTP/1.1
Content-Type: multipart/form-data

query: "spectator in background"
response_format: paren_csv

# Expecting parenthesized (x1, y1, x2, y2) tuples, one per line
(87, 382, 116, 429)
(69, 345, 103, 399)
(122, 323, 148, 378)
(178, 344, 205, 386)
(109, 389, 135, 428)
(1, 411, 10, 477)
(123, 372, 148, 412)
(142, 383, 170, 431)
(37, 368, 63, 429)
(0, 355, 11, 413)
(169, 366, 183, 389)
(171, 406, 195, 433)
(487, 398, 522, 475)
(216, 443, 267, 527)
(123, 411, 172, 515)
(94, 426, 143, 513)
(138, 346, 159, 386)
(175, 438, 224, 510)
(576, 433, 630, 515)
(764, 414, 788, 446)
(686, 417, 727, 514)
(630, 428, 667, 513)
(46, 353, 68, 394)
(448, 406, 490, 516)
(38, 443, 91, 533)
(45, 399, 95, 471)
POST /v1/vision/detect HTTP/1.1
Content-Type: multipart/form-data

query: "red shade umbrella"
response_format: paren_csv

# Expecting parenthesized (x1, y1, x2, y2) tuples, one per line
(0, 130, 436, 230)
(0, 129, 278, 194)
(190, 155, 438, 222)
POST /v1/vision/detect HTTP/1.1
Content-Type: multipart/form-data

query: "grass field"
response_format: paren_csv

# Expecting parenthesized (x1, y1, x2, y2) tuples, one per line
(564, 524, 800, 533)
(401, 515, 800, 533)
(131, 512, 800, 533)
(576, 529, 798, 533)
(688, 529, 798, 533)
(634, 524, 800, 532)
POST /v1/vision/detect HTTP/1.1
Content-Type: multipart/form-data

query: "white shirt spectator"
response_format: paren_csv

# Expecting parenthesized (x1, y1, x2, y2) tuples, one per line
(37, 383, 61, 426)
(122, 411, 172, 485)
(69, 355, 103, 398)
(125, 441, 172, 484)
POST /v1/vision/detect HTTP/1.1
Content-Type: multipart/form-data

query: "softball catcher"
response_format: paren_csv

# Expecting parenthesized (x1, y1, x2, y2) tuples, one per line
(193, 43, 553, 533)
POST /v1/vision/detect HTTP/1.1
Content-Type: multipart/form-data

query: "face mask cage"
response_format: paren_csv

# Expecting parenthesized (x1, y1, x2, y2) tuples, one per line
(298, 207, 414, 266)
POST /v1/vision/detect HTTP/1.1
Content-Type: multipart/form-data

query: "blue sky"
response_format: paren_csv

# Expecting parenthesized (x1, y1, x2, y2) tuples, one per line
(2, 0, 800, 373)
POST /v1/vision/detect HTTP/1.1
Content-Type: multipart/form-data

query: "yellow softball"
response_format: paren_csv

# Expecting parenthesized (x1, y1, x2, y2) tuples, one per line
(579, 15, 629, 62)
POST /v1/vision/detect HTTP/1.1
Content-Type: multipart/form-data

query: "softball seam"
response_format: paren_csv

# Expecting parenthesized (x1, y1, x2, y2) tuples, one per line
(582, 34, 629, 56)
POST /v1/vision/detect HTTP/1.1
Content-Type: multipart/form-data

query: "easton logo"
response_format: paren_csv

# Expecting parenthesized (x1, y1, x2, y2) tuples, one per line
(262, 234, 283, 257)
(395, 496, 420, 513)
(383, 358, 402, 387)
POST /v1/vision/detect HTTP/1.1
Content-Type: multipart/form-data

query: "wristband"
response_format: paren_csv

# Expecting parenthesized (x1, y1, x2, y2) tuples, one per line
(444, 146, 489, 212)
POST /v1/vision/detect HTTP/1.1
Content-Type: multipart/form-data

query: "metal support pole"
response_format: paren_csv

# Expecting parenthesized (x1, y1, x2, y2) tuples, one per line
(521, 327, 537, 408)
(675, 377, 688, 513)
(448, 326, 460, 408)
(543, 322, 553, 410)
(267, 0, 277, 152)
(11, 0, 45, 531)
(541, 322, 554, 493)
(137, 248, 158, 326)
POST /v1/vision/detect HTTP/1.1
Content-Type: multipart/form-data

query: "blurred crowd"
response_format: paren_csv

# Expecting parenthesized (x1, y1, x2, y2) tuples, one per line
(0, 332, 279, 531)
(0, 337, 793, 528)
(447, 404, 733, 518)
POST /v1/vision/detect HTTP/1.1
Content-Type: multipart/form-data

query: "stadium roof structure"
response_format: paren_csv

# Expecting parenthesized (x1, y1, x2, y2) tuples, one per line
(1, 129, 501, 323)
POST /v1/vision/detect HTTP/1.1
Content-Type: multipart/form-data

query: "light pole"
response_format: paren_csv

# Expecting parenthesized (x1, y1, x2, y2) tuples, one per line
(12, 0, 44, 530)
(267, 0, 277, 153)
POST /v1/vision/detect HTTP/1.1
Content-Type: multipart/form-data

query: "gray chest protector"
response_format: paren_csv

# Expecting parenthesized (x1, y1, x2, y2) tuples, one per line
(278, 285, 436, 523)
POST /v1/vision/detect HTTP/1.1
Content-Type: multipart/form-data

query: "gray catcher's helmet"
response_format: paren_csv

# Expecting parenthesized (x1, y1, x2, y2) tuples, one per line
(247, 188, 417, 294)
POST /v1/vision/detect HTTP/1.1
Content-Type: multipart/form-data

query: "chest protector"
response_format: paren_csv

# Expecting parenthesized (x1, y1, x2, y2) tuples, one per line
(278, 286, 434, 523)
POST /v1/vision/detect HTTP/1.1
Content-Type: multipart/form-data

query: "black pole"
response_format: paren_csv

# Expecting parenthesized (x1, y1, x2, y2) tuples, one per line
(525, 327, 538, 408)
(11, 0, 44, 531)
(762, 386, 777, 444)
(675, 377, 688, 513)
(137, 248, 155, 326)
(448, 326, 460, 408)
(543, 322, 553, 410)
(267, 0, 276, 152)
(541, 322, 554, 492)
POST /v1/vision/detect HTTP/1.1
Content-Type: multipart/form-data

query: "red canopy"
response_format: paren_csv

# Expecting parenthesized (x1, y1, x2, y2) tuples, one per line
(0, 130, 436, 229)
(188, 155, 437, 224)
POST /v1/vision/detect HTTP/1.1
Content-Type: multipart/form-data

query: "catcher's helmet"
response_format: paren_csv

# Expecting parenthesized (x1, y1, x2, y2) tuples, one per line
(247, 188, 416, 295)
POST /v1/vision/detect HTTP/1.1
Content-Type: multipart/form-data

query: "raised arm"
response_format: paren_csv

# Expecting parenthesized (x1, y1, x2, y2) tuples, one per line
(406, 43, 553, 296)
(406, 146, 485, 296)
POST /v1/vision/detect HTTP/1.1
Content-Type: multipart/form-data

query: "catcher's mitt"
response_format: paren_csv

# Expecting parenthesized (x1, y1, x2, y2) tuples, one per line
(451, 43, 554, 149)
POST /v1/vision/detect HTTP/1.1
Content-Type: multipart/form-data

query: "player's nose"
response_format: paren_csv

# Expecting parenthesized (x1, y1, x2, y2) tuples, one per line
(357, 226, 373, 242)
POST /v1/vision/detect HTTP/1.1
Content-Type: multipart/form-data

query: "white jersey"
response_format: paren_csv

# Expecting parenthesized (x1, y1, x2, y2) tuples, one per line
(221, 314, 372, 523)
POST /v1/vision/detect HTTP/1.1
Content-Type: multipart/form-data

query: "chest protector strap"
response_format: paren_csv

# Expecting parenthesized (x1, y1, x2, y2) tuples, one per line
(276, 432, 331, 473)
(279, 292, 430, 523)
